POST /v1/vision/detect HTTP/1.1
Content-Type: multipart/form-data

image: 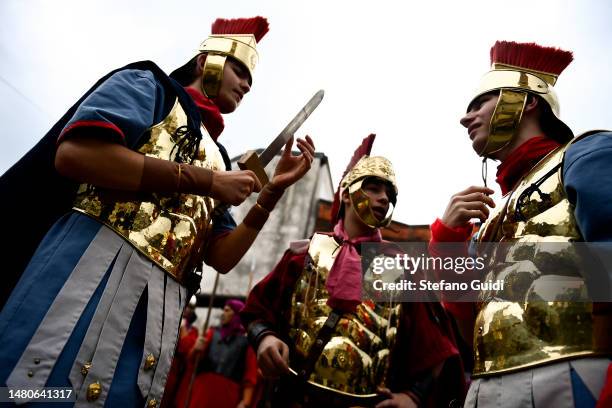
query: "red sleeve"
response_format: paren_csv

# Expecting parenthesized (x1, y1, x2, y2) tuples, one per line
(428, 218, 472, 255)
(187, 327, 215, 362)
(240, 249, 307, 332)
(204, 327, 215, 342)
(390, 303, 467, 404)
(177, 326, 199, 355)
(394, 303, 460, 378)
(428, 218, 477, 321)
(242, 346, 259, 387)
(58, 121, 126, 145)
(597, 362, 612, 408)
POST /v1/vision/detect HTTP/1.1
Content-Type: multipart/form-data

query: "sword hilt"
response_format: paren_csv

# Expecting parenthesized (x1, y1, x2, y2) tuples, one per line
(237, 150, 270, 186)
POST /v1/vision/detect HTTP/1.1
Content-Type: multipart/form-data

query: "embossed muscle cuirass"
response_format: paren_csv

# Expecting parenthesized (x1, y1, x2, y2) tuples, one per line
(473, 139, 612, 376)
(288, 233, 401, 396)
(73, 99, 224, 283)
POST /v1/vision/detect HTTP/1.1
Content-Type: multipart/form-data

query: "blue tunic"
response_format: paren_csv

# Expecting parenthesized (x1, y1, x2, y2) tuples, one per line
(0, 68, 235, 407)
(563, 131, 612, 242)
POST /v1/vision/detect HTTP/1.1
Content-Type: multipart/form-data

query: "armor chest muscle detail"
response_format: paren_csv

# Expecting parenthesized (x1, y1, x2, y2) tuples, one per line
(479, 146, 580, 243)
(473, 142, 612, 376)
(288, 233, 401, 396)
(73, 98, 225, 283)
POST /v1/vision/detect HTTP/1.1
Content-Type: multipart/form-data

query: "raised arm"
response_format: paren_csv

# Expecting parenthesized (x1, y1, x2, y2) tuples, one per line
(204, 136, 314, 273)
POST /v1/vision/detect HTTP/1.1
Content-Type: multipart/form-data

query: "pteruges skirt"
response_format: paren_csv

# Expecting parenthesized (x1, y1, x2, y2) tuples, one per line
(0, 212, 187, 407)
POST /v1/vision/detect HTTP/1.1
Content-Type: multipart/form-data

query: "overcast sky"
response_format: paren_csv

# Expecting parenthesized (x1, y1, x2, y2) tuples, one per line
(2, 0, 612, 225)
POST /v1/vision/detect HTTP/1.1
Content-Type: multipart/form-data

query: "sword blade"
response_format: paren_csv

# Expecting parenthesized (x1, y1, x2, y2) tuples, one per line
(258, 89, 324, 167)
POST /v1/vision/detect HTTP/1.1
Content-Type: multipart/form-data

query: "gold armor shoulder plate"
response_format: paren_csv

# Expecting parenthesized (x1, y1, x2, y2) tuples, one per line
(474, 137, 612, 376)
(479, 143, 576, 243)
(73, 98, 225, 284)
(289, 233, 401, 397)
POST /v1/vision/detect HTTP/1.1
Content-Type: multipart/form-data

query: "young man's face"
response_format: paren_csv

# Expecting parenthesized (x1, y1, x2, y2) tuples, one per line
(460, 93, 499, 154)
(356, 178, 394, 224)
(213, 59, 251, 114)
(342, 176, 395, 230)
(220, 305, 235, 325)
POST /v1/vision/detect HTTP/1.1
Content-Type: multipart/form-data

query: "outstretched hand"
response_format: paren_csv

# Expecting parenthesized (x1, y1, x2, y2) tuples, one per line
(270, 135, 315, 190)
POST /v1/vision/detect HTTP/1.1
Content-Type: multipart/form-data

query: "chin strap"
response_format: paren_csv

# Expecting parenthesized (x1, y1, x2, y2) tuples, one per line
(481, 156, 488, 188)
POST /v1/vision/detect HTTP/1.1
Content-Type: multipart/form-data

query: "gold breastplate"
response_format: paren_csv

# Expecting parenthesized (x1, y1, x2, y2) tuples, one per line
(288, 233, 401, 396)
(73, 98, 225, 283)
(473, 139, 612, 376)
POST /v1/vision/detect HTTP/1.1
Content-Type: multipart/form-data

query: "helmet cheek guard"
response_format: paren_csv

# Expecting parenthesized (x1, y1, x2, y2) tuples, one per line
(347, 179, 395, 229)
(478, 89, 527, 156)
(199, 35, 258, 98)
(201, 54, 227, 98)
(331, 135, 397, 228)
(172, 17, 268, 97)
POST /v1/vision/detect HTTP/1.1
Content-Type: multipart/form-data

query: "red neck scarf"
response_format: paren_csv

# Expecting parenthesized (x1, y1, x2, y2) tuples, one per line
(495, 136, 561, 195)
(184, 87, 225, 140)
(326, 219, 382, 313)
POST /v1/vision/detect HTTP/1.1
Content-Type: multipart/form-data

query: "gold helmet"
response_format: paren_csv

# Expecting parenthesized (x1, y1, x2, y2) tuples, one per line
(171, 17, 269, 98)
(331, 134, 398, 228)
(469, 41, 574, 157)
